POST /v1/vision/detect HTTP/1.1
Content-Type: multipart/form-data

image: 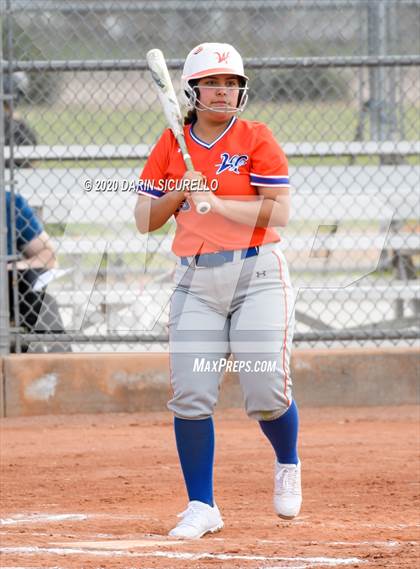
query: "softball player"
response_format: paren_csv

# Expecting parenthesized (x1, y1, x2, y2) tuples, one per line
(135, 42, 301, 539)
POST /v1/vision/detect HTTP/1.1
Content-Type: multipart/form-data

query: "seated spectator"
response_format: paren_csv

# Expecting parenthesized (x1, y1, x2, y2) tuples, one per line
(6, 191, 56, 273)
(7, 191, 68, 351)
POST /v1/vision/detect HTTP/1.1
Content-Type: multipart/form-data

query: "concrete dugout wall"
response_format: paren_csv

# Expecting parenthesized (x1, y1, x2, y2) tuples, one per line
(1, 348, 419, 417)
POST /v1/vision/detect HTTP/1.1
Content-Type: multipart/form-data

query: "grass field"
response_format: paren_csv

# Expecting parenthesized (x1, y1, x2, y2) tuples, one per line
(21, 101, 420, 147)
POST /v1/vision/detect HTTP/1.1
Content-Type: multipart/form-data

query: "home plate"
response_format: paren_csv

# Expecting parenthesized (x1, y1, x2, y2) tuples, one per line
(53, 539, 179, 550)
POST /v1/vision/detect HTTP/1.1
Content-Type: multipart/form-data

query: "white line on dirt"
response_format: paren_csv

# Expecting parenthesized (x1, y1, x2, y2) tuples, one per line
(0, 512, 153, 526)
(0, 546, 366, 565)
(54, 539, 181, 549)
(0, 514, 88, 526)
(258, 539, 408, 547)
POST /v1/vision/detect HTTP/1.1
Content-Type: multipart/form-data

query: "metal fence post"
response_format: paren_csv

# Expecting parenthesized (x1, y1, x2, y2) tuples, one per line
(0, 19, 10, 355)
(367, 0, 399, 143)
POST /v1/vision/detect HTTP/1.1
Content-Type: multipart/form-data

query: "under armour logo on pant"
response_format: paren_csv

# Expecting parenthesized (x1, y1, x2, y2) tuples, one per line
(256, 271, 266, 278)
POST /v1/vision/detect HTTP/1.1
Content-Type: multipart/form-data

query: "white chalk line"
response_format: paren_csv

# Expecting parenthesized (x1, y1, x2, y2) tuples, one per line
(0, 532, 52, 537)
(258, 539, 414, 548)
(0, 546, 366, 566)
(0, 514, 88, 526)
(54, 539, 181, 549)
(0, 512, 155, 526)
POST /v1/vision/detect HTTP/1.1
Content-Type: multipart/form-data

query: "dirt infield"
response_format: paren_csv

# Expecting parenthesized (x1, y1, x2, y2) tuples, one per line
(1, 406, 419, 569)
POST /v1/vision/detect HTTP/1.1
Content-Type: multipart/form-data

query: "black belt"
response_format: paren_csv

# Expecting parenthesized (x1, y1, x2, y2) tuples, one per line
(180, 246, 260, 268)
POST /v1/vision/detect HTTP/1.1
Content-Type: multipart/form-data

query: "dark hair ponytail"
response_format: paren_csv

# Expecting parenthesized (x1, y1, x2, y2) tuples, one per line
(184, 109, 197, 125)
(183, 79, 199, 125)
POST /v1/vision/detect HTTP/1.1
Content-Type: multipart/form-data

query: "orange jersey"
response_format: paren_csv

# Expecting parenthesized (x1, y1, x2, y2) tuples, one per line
(138, 117, 290, 256)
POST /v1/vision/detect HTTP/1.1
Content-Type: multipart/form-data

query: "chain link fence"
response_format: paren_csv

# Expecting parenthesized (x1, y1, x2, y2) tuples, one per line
(1, 0, 419, 353)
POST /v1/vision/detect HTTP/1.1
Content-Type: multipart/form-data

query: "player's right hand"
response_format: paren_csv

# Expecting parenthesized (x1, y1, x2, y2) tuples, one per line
(182, 170, 207, 190)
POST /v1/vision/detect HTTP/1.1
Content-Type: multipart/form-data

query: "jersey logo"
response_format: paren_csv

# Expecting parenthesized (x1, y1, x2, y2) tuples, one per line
(215, 51, 229, 64)
(215, 153, 249, 175)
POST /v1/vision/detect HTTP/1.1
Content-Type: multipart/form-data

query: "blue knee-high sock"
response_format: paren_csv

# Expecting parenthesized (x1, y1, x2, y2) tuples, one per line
(259, 400, 299, 465)
(174, 417, 214, 507)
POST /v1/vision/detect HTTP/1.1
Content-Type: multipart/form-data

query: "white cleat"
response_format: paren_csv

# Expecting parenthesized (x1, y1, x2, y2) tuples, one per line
(274, 460, 302, 519)
(168, 500, 224, 539)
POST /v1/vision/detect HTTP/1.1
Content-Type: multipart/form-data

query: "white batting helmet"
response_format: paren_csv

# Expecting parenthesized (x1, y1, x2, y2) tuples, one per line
(182, 43, 249, 112)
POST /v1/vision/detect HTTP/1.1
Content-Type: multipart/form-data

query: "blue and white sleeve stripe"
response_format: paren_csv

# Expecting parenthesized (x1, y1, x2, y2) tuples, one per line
(137, 180, 165, 199)
(250, 173, 290, 187)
